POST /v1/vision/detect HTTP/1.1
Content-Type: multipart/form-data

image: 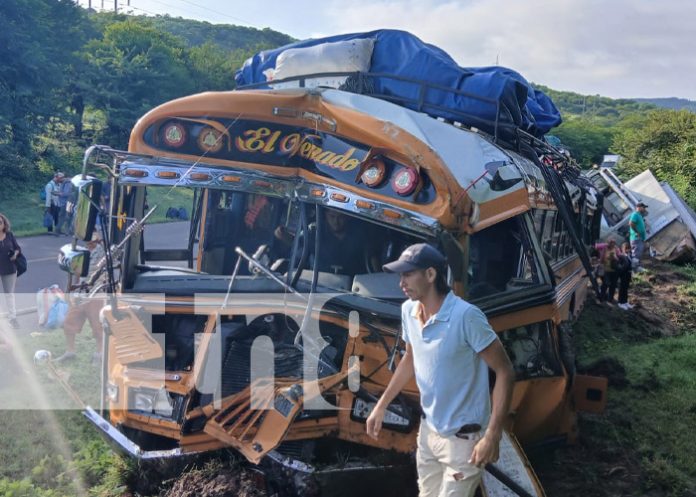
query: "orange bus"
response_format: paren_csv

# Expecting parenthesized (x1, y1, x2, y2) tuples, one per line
(63, 72, 605, 496)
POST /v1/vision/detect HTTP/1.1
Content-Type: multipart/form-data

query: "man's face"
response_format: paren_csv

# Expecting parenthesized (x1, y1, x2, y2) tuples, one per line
(399, 268, 433, 301)
(325, 210, 346, 234)
(639, 206, 648, 217)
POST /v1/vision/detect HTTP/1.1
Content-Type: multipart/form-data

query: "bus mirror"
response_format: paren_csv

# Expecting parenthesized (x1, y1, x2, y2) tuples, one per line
(58, 244, 91, 277)
(72, 176, 103, 241)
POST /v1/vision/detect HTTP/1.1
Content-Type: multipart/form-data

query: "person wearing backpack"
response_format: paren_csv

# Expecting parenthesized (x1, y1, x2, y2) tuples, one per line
(616, 242, 634, 310)
(0, 213, 21, 329)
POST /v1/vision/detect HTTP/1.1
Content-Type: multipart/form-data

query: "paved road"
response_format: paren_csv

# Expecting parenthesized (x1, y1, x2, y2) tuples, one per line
(12, 222, 189, 322)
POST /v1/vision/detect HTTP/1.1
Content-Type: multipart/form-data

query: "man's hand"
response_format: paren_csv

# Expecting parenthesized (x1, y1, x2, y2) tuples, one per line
(468, 432, 501, 467)
(366, 405, 386, 440)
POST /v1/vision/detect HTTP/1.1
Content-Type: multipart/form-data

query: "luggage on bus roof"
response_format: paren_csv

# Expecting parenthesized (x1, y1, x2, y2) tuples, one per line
(235, 29, 562, 139)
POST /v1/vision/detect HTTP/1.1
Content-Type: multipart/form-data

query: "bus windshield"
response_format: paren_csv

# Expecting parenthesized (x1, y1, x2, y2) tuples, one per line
(137, 187, 426, 296)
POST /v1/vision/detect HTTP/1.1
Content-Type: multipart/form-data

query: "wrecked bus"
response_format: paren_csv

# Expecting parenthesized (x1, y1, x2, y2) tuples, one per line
(60, 32, 607, 497)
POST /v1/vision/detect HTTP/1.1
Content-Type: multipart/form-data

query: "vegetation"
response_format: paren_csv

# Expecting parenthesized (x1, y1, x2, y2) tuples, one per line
(533, 262, 696, 497)
(633, 97, 696, 113)
(532, 85, 696, 213)
(0, 0, 289, 217)
(612, 109, 696, 208)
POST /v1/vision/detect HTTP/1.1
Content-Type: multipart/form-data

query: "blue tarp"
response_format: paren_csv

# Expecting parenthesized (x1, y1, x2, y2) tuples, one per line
(235, 30, 562, 138)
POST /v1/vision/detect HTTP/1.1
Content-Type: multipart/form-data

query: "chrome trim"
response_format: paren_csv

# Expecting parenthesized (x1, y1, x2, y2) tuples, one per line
(117, 158, 440, 236)
(83, 406, 196, 460)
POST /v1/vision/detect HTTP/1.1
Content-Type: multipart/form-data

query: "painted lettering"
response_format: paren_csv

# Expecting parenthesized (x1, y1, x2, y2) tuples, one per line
(235, 127, 272, 152)
(279, 133, 301, 155)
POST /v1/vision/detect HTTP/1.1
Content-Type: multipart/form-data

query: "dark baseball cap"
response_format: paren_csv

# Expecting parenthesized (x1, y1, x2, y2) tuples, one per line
(383, 243, 446, 273)
(636, 201, 648, 208)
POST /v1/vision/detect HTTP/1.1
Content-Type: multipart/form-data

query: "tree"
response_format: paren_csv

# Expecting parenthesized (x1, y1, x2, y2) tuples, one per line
(552, 118, 614, 168)
(0, 0, 89, 178)
(187, 42, 236, 92)
(84, 19, 195, 147)
(612, 109, 696, 208)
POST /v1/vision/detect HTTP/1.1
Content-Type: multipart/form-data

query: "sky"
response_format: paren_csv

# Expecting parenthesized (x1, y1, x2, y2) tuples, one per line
(77, 0, 696, 100)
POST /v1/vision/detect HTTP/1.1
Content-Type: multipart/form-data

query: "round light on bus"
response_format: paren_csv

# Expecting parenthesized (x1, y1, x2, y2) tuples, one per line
(197, 127, 223, 153)
(361, 159, 386, 187)
(391, 167, 419, 196)
(162, 122, 186, 148)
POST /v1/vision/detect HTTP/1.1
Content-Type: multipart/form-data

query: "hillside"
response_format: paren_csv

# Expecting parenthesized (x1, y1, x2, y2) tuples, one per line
(632, 97, 696, 113)
(533, 84, 657, 123)
(148, 16, 295, 51)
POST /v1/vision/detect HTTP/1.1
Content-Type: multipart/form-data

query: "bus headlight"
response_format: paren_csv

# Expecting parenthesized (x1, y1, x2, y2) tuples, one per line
(130, 387, 173, 417)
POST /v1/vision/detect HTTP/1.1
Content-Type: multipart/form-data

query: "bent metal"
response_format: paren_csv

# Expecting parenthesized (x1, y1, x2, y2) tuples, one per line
(55, 80, 607, 497)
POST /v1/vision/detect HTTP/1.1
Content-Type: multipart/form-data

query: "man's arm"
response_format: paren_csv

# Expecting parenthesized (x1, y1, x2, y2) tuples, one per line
(469, 339, 514, 467)
(366, 342, 415, 439)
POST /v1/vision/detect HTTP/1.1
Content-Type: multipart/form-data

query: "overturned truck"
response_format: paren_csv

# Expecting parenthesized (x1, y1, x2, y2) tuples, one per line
(61, 31, 607, 496)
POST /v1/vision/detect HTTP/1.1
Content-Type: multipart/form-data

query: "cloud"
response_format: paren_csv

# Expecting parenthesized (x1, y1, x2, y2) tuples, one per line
(312, 0, 696, 99)
(116, 0, 696, 99)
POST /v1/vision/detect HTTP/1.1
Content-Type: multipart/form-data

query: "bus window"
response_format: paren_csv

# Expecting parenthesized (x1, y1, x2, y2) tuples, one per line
(201, 191, 293, 275)
(467, 215, 541, 300)
(541, 211, 555, 260)
(499, 321, 563, 380)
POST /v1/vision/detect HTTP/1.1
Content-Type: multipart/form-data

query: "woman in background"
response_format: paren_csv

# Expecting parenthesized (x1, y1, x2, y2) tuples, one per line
(0, 213, 21, 329)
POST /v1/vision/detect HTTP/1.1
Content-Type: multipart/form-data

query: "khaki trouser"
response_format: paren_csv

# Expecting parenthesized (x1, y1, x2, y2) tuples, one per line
(417, 421, 483, 497)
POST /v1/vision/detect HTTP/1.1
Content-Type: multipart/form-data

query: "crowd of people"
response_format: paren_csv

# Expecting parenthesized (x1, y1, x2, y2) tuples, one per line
(591, 202, 649, 310)
(44, 171, 77, 236)
(0, 197, 104, 360)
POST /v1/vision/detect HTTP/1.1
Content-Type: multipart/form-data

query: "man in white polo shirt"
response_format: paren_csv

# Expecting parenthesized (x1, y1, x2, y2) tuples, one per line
(366, 243, 514, 497)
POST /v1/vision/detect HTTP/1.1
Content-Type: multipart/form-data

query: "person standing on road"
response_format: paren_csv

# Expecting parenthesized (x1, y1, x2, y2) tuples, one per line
(56, 175, 74, 236)
(366, 243, 514, 497)
(629, 202, 648, 268)
(44, 172, 64, 234)
(0, 213, 21, 329)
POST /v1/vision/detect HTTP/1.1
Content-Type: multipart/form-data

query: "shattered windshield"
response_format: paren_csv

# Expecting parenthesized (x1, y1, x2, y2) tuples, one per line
(138, 187, 425, 295)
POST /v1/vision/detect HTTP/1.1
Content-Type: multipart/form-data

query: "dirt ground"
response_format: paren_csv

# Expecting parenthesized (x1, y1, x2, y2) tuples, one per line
(531, 260, 696, 497)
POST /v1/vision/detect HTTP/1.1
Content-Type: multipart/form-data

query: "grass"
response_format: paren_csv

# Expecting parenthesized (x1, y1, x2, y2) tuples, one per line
(1, 181, 196, 237)
(0, 321, 121, 497)
(565, 261, 696, 496)
(0, 184, 51, 236)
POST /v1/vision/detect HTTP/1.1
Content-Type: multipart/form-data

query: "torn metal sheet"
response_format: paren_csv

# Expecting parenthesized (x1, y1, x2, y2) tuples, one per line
(590, 168, 696, 262)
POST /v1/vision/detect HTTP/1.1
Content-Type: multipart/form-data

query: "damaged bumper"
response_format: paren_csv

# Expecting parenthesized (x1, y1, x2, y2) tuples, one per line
(82, 406, 195, 460)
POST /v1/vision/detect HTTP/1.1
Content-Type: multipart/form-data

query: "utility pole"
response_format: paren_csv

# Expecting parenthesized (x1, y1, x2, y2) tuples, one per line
(114, 0, 117, 13)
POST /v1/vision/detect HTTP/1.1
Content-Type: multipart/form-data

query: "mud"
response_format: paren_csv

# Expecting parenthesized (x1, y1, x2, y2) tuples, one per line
(164, 463, 267, 497)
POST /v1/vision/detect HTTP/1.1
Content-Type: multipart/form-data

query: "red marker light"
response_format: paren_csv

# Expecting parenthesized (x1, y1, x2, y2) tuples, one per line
(391, 167, 419, 196)
(162, 122, 186, 148)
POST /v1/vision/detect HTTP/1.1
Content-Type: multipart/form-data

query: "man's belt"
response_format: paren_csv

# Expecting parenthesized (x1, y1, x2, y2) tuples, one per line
(455, 424, 482, 439)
